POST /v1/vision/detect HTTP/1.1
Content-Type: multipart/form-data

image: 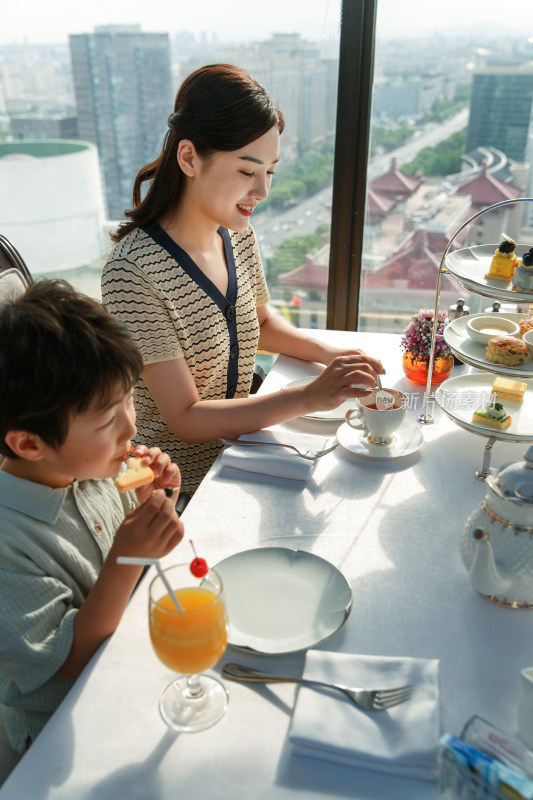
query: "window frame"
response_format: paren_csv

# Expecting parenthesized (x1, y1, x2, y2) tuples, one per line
(327, 0, 377, 331)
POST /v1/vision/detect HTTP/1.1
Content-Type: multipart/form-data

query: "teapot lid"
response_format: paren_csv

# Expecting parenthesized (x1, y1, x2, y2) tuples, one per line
(489, 445, 533, 506)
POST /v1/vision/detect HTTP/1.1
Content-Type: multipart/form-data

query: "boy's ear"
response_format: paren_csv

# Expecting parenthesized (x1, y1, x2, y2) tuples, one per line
(4, 431, 46, 461)
(176, 139, 199, 177)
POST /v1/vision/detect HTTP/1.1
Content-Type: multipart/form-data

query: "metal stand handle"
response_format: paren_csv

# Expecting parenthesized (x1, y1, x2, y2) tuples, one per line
(475, 436, 497, 481)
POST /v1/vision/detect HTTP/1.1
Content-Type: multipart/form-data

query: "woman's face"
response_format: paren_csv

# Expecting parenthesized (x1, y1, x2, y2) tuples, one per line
(190, 125, 280, 233)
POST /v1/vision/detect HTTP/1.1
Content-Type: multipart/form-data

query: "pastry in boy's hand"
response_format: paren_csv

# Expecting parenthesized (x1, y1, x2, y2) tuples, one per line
(115, 457, 154, 493)
(485, 335, 528, 366)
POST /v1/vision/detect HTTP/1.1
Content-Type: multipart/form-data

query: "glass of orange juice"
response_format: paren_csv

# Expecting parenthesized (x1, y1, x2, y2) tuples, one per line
(148, 563, 229, 732)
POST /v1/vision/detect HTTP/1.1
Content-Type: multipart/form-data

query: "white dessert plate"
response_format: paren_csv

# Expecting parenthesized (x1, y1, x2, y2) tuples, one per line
(336, 419, 423, 459)
(444, 312, 533, 379)
(283, 376, 357, 420)
(435, 373, 533, 441)
(214, 547, 352, 655)
(445, 244, 533, 302)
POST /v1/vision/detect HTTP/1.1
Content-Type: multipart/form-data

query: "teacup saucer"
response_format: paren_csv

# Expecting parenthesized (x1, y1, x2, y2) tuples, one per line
(336, 419, 423, 460)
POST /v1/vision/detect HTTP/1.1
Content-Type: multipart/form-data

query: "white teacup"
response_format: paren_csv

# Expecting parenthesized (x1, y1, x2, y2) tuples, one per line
(345, 388, 407, 445)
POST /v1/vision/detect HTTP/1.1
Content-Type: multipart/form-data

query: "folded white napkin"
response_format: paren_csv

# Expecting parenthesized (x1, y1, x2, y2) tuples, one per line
(289, 650, 440, 781)
(220, 430, 333, 481)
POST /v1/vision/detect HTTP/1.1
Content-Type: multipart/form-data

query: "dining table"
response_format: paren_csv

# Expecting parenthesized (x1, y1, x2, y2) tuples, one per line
(2, 328, 533, 800)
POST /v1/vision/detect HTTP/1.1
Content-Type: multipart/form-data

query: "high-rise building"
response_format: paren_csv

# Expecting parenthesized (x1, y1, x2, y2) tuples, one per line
(69, 25, 173, 219)
(466, 61, 533, 163)
(11, 114, 78, 140)
(183, 34, 338, 154)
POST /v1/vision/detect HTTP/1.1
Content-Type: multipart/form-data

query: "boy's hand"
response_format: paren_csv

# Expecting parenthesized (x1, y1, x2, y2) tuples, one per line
(112, 489, 184, 561)
(131, 445, 181, 504)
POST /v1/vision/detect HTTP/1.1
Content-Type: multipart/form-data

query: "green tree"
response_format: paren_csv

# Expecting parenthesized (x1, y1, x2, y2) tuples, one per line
(401, 129, 466, 177)
(266, 233, 323, 283)
(421, 87, 470, 124)
(257, 139, 335, 214)
(370, 124, 413, 157)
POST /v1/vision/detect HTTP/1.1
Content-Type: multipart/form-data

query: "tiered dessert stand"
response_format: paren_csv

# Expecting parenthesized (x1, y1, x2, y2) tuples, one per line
(418, 197, 533, 479)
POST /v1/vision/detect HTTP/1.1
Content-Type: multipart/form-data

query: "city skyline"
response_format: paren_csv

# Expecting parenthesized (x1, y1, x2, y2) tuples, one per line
(2, 0, 532, 46)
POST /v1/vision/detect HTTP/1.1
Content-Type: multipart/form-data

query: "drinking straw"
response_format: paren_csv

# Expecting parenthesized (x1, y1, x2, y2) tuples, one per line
(116, 557, 183, 612)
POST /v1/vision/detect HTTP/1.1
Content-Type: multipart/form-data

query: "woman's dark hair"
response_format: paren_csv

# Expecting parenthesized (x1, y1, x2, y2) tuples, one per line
(110, 63, 284, 242)
(0, 279, 143, 458)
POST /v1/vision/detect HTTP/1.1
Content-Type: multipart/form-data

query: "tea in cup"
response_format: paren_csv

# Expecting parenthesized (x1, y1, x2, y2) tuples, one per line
(345, 388, 407, 445)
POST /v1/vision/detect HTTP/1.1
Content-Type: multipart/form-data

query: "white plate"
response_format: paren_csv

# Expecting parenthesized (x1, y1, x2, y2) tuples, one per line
(214, 547, 352, 654)
(435, 373, 533, 442)
(444, 312, 533, 378)
(283, 376, 357, 420)
(445, 244, 533, 302)
(336, 419, 423, 459)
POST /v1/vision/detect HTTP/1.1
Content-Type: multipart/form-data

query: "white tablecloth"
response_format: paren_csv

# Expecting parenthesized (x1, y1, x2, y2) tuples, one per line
(2, 330, 532, 800)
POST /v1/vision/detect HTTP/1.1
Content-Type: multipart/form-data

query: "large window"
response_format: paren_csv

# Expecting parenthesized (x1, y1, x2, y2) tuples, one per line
(1, 0, 531, 335)
(0, 0, 342, 320)
(356, 0, 533, 333)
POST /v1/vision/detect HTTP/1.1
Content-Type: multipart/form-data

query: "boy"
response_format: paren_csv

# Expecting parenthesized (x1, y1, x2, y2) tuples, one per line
(0, 280, 184, 753)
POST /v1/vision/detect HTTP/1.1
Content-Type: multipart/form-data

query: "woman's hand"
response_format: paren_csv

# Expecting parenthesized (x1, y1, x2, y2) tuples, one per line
(141, 343, 386, 442)
(317, 344, 385, 373)
(301, 353, 384, 413)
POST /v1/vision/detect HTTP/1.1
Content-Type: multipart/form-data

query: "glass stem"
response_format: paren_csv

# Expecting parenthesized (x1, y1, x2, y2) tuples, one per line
(186, 674, 204, 699)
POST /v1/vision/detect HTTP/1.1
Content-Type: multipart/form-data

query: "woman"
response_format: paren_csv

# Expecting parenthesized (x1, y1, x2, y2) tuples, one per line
(102, 64, 384, 497)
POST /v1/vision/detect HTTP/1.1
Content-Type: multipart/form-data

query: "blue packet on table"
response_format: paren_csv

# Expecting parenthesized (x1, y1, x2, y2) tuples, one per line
(439, 732, 533, 800)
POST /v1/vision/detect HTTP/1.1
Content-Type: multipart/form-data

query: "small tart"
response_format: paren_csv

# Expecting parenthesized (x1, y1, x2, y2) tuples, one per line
(485, 236, 519, 281)
(472, 399, 511, 430)
(512, 247, 533, 292)
(512, 264, 533, 293)
(485, 252, 520, 281)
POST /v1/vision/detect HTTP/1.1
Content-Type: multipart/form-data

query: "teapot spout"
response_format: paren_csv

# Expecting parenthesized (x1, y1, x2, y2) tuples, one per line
(468, 528, 511, 597)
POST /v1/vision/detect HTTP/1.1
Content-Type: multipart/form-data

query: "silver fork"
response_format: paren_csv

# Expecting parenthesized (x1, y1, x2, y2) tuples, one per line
(222, 663, 413, 711)
(220, 438, 339, 461)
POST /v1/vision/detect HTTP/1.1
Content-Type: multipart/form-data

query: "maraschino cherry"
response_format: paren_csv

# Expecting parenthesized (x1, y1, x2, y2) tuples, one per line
(189, 539, 208, 577)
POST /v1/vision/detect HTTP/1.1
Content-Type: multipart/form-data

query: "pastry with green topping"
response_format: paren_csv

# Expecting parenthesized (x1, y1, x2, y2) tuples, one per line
(472, 395, 511, 430)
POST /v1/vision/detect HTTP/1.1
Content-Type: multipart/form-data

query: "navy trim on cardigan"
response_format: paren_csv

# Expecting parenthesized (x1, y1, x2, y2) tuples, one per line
(143, 224, 240, 397)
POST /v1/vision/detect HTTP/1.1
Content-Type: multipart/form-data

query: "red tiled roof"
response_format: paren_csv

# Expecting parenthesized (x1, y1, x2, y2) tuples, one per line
(363, 228, 462, 292)
(278, 228, 465, 294)
(370, 157, 422, 197)
(366, 186, 397, 219)
(278, 251, 328, 291)
(453, 160, 521, 206)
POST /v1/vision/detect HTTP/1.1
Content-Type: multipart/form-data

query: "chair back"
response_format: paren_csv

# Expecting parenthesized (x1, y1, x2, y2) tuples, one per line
(0, 268, 28, 304)
(0, 234, 33, 283)
(0, 235, 32, 304)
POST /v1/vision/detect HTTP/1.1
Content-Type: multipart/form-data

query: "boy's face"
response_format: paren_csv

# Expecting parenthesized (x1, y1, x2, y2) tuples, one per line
(39, 386, 137, 487)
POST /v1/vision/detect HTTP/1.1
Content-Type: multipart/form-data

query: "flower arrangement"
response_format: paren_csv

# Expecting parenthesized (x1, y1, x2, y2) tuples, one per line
(401, 309, 452, 363)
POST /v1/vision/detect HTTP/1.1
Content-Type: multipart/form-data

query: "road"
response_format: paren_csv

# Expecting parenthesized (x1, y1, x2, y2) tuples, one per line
(367, 108, 468, 178)
(253, 107, 469, 257)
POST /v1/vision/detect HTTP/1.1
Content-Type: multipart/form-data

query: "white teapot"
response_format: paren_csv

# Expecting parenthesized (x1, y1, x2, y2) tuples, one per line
(461, 445, 533, 608)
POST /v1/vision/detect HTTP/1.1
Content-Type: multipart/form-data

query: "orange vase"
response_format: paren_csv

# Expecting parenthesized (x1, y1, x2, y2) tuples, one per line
(402, 351, 453, 385)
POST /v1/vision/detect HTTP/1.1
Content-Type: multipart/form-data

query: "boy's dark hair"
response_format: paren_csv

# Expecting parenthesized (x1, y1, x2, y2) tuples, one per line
(0, 279, 143, 458)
